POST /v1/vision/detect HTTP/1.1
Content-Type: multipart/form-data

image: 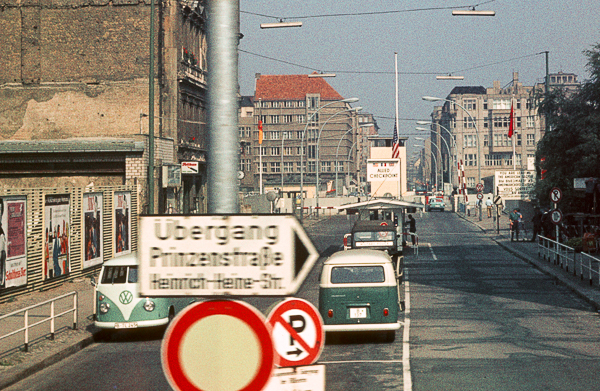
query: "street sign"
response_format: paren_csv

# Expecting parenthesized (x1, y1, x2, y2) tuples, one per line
(551, 209, 563, 225)
(138, 215, 319, 296)
(264, 365, 325, 391)
(493, 195, 502, 205)
(266, 298, 324, 368)
(476, 183, 484, 192)
(477, 193, 483, 200)
(161, 300, 275, 391)
(550, 187, 562, 203)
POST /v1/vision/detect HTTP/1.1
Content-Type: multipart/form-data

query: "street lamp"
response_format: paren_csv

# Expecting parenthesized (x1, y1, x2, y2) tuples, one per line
(335, 123, 373, 196)
(423, 95, 483, 220)
(416, 126, 453, 190)
(414, 144, 438, 191)
(260, 21, 302, 29)
(415, 139, 443, 192)
(299, 97, 359, 221)
(315, 107, 362, 213)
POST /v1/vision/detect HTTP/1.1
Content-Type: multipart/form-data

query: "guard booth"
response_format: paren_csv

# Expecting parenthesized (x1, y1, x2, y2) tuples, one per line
(337, 198, 425, 255)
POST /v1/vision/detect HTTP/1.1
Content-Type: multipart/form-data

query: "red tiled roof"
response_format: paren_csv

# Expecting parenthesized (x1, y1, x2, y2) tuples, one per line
(255, 73, 344, 101)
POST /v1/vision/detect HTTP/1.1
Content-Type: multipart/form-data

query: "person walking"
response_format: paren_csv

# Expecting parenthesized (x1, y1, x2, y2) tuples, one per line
(509, 208, 522, 241)
(485, 197, 493, 218)
(406, 214, 416, 246)
(530, 207, 543, 242)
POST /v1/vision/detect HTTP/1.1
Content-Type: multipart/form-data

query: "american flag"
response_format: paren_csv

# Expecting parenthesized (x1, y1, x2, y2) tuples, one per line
(391, 121, 400, 159)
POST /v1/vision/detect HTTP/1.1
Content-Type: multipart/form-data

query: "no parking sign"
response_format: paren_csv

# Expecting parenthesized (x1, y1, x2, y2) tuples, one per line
(266, 298, 324, 367)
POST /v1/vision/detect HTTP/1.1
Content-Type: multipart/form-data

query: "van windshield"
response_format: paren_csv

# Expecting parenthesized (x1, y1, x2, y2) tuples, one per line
(353, 231, 395, 242)
(101, 266, 136, 284)
(331, 266, 385, 284)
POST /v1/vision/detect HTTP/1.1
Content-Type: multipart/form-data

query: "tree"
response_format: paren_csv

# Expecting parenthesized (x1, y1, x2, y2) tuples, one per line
(534, 42, 600, 212)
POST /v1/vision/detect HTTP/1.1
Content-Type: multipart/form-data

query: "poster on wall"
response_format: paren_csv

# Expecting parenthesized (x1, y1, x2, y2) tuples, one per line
(44, 194, 71, 279)
(0, 196, 27, 290)
(83, 193, 103, 269)
(114, 191, 131, 256)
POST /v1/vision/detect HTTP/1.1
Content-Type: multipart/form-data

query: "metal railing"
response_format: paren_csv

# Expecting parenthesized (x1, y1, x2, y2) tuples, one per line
(537, 235, 600, 287)
(0, 291, 78, 352)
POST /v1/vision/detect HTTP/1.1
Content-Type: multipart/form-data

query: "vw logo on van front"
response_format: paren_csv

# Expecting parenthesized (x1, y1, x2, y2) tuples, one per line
(119, 290, 134, 305)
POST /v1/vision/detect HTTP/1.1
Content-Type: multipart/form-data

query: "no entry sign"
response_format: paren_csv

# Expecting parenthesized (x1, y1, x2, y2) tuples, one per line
(266, 298, 324, 367)
(162, 300, 275, 391)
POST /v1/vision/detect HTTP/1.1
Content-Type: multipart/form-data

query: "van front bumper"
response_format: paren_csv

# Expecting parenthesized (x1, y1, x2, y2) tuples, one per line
(323, 322, 401, 332)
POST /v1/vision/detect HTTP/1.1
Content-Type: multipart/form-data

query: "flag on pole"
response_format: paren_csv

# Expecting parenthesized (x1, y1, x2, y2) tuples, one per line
(508, 102, 514, 138)
(258, 120, 263, 144)
(391, 121, 400, 158)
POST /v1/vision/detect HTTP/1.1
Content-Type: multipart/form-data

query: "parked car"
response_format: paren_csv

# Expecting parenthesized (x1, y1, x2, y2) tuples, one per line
(427, 197, 445, 212)
(92, 252, 195, 331)
(319, 249, 401, 342)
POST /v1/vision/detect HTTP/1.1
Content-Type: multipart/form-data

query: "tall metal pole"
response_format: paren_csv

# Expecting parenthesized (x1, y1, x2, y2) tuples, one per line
(147, 0, 155, 214)
(207, 0, 240, 213)
(545, 51, 549, 132)
(395, 52, 400, 198)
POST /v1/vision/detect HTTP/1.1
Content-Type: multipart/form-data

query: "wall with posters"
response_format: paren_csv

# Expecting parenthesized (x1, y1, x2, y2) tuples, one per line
(0, 186, 138, 301)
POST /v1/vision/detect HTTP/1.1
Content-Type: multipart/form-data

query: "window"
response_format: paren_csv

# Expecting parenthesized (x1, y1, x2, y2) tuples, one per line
(307, 129, 317, 141)
(257, 162, 267, 173)
(283, 162, 294, 172)
(270, 162, 281, 173)
(465, 154, 477, 166)
(296, 114, 305, 123)
(270, 115, 279, 124)
(335, 161, 344, 172)
(492, 99, 510, 110)
(526, 99, 532, 110)
(493, 116, 509, 128)
(284, 101, 293, 108)
(483, 135, 489, 146)
(527, 134, 535, 146)
(331, 266, 385, 284)
(308, 97, 319, 108)
(526, 116, 535, 128)
(272, 101, 280, 108)
(238, 126, 251, 138)
(517, 100, 521, 109)
(308, 145, 316, 159)
(465, 99, 476, 111)
(483, 100, 488, 110)
(258, 146, 267, 155)
(260, 115, 267, 124)
(463, 117, 475, 128)
(283, 115, 293, 123)
(321, 161, 332, 172)
(467, 177, 475, 188)
(298, 101, 305, 108)
(308, 161, 316, 172)
(284, 146, 294, 156)
(240, 159, 251, 172)
(516, 117, 522, 128)
(463, 134, 477, 147)
(516, 134, 522, 146)
(515, 154, 522, 166)
(483, 118, 489, 128)
(504, 154, 512, 166)
(270, 131, 280, 140)
(270, 147, 280, 155)
(493, 134, 511, 147)
(101, 266, 128, 284)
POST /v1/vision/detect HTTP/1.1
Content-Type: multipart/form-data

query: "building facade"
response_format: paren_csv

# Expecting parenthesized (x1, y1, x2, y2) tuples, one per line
(238, 74, 374, 198)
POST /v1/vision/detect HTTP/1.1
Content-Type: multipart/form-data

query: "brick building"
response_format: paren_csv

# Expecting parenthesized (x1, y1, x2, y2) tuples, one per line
(0, 0, 209, 214)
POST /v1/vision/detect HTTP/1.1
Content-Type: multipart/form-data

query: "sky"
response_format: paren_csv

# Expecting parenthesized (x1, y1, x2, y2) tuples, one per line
(237, 0, 599, 155)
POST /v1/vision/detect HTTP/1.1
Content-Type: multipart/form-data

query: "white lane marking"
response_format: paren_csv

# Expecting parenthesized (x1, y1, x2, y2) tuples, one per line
(403, 269, 412, 391)
(427, 243, 438, 261)
(320, 360, 403, 364)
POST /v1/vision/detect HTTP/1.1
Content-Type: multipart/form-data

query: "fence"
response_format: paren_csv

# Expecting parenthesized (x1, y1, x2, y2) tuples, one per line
(537, 235, 600, 287)
(0, 291, 77, 352)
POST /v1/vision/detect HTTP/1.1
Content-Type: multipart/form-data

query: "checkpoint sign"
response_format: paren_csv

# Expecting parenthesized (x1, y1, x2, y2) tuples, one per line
(267, 298, 324, 367)
(161, 300, 275, 391)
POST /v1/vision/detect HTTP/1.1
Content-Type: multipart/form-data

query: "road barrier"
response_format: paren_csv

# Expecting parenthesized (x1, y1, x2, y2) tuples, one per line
(0, 291, 78, 352)
(537, 236, 600, 287)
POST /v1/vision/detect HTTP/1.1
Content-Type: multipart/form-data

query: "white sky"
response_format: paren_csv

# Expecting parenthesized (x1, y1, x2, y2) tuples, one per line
(238, 0, 599, 147)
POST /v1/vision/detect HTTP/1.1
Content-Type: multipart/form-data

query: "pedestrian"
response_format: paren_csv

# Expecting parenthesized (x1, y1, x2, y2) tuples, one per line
(509, 208, 522, 241)
(406, 214, 416, 246)
(485, 197, 493, 218)
(531, 207, 543, 242)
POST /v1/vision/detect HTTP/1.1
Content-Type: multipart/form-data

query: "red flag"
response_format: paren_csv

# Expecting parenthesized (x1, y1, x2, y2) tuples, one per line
(258, 120, 263, 144)
(508, 102, 514, 138)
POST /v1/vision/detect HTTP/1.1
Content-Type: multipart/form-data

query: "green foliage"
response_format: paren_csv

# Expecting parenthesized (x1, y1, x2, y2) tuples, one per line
(534, 42, 600, 212)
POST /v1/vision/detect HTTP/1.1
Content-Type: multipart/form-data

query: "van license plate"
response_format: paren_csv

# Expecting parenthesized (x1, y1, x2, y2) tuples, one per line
(115, 322, 138, 329)
(350, 308, 367, 318)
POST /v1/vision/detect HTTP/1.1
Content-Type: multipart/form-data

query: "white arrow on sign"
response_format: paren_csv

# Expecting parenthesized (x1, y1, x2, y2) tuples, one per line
(138, 214, 319, 296)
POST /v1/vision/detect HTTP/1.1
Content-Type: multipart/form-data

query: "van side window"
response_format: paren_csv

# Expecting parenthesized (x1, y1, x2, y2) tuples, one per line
(101, 266, 128, 284)
(331, 266, 385, 284)
(128, 266, 138, 283)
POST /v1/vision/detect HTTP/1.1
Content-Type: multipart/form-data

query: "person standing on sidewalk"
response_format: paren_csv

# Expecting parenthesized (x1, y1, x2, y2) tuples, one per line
(530, 207, 543, 242)
(509, 208, 522, 241)
(485, 197, 493, 218)
(406, 214, 417, 246)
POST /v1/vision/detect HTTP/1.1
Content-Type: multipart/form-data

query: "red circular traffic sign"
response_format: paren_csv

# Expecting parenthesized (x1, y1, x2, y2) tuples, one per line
(162, 300, 275, 391)
(476, 183, 484, 192)
(266, 298, 324, 367)
(551, 209, 563, 225)
(550, 187, 562, 203)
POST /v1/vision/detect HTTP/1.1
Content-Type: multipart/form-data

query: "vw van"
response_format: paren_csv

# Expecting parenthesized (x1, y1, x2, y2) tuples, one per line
(343, 220, 401, 262)
(92, 252, 194, 330)
(319, 249, 401, 342)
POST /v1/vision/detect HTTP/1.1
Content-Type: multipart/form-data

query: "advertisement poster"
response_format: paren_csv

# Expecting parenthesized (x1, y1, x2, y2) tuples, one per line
(114, 191, 131, 256)
(83, 193, 103, 269)
(44, 194, 71, 279)
(0, 196, 27, 289)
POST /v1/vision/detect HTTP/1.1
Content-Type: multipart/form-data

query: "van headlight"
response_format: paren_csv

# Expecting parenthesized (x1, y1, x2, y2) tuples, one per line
(143, 300, 155, 312)
(99, 302, 110, 314)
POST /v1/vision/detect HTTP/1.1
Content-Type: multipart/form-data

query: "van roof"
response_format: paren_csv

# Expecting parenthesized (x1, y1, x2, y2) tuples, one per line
(103, 252, 138, 267)
(324, 249, 392, 265)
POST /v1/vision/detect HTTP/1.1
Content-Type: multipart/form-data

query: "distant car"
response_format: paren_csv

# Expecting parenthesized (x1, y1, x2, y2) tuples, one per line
(319, 249, 401, 342)
(427, 197, 445, 212)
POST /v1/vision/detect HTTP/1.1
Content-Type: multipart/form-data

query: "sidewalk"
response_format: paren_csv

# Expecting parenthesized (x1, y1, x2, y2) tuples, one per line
(458, 209, 600, 313)
(2, 211, 600, 390)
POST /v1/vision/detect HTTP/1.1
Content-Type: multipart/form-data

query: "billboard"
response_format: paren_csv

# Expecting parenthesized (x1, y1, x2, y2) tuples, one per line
(0, 196, 27, 289)
(495, 170, 536, 200)
(44, 194, 71, 279)
(83, 193, 103, 268)
(114, 191, 131, 255)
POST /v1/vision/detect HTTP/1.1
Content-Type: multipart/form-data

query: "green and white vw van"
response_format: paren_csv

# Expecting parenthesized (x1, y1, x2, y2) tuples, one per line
(319, 249, 401, 342)
(92, 252, 194, 330)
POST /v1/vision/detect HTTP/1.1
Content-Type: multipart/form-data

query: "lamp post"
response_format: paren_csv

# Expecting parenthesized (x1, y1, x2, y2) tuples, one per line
(414, 144, 439, 191)
(299, 97, 359, 222)
(315, 107, 362, 213)
(423, 96, 483, 221)
(415, 126, 454, 190)
(335, 123, 373, 196)
(415, 137, 444, 192)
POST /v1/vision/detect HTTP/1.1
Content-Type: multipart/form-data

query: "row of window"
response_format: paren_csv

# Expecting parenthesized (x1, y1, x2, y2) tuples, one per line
(458, 153, 535, 168)
(256, 100, 306, 109)
(240, 160, 346, 173)
(240, 128, 350, 142)
(464, 133, 536, 147)
(461, 98, 533, 111)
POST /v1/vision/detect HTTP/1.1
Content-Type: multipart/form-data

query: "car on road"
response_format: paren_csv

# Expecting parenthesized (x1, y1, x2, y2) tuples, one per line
(427, 197, 445, 212)
(92, 252, 195, 331)
(319, 249, 401, 342)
